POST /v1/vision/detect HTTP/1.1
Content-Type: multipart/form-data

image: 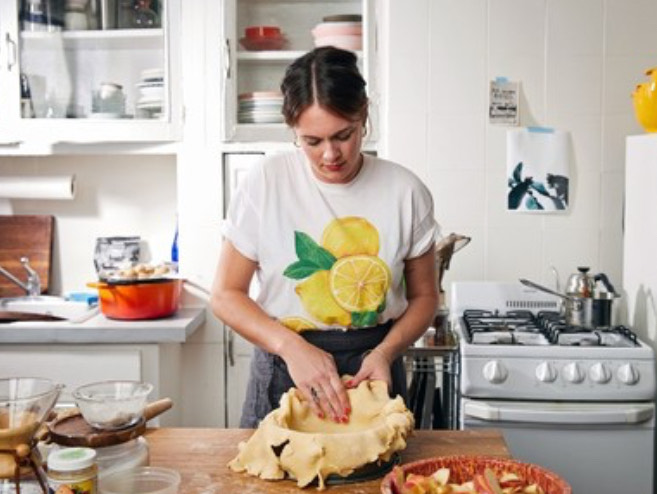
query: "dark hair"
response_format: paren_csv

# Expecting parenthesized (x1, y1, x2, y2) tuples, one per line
(280, 46, 368, 126)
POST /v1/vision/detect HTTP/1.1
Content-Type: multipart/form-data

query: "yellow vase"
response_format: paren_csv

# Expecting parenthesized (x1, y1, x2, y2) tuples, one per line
(632, 67, 657, 133)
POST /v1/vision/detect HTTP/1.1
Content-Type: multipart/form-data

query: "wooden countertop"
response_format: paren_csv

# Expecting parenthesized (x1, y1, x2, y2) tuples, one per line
(144, 428, 510, 493)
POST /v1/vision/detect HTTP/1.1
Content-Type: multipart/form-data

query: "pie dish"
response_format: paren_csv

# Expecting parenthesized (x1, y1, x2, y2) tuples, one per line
(380, 455, 572, 494)
(228, 380, 414, 490)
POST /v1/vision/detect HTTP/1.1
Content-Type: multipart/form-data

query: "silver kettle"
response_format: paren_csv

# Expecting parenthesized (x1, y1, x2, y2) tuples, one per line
(565, 267, 596, 298)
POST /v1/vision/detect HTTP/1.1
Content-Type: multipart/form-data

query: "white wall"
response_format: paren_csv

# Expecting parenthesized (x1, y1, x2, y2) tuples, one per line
(380, 0, 657, 299)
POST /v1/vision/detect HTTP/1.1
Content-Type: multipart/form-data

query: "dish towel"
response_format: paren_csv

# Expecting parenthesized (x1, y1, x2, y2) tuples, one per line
(506, 128, 570, 212)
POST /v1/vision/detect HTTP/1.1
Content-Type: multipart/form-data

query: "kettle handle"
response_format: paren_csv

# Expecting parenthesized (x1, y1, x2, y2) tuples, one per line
(594, 273, 616, 295)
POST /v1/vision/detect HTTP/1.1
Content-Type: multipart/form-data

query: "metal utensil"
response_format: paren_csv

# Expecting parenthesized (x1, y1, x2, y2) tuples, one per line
(519, 278, 593, 327)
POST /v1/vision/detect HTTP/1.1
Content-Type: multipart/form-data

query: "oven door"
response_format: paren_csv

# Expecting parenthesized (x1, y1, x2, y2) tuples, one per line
(461, 397, 655, 494)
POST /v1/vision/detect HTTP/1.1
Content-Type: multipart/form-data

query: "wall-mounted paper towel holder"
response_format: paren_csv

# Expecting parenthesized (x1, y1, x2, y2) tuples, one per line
(0, 175, 76, 214)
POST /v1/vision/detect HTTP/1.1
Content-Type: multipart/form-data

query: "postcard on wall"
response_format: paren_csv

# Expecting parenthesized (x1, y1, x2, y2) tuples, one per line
(506, 128, 570, 213)
(490, 79, 519, 125)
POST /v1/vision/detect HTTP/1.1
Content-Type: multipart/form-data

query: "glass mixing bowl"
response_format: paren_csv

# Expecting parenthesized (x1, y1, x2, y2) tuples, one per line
(73, 381, 153, 430)
(0, 377, 62, 479)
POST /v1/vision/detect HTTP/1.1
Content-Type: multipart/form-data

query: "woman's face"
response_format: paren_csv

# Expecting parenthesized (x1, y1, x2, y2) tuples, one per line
(294, 102, 364, 184)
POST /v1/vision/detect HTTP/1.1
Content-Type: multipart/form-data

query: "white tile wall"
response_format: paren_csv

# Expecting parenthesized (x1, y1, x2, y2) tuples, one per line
(382, 0, 657, 297)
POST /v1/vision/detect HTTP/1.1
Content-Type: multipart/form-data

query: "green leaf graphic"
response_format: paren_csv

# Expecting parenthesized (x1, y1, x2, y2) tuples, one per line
(295, 231, 336, 270)
(352, 311, 379, 328)
(283, 260, 320, 279)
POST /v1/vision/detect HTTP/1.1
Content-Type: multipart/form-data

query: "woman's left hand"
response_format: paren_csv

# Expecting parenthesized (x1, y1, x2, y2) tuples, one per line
(346, 347, 393, 390)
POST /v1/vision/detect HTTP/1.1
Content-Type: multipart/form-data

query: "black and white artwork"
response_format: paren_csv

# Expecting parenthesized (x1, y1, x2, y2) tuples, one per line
(490, 79, 519, 125)
(506, 128, 570, 212)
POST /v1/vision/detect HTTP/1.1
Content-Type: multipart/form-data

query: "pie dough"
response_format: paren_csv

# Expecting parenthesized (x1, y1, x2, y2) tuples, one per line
(228, 380, 414, 489)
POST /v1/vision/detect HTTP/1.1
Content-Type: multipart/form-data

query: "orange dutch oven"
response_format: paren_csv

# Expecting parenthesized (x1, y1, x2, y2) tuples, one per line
(87, 278, 183, 320)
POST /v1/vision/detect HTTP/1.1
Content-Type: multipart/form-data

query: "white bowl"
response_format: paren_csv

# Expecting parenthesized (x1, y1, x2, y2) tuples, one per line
(312, 21, 362, 38)
(313, 34, 362, 51)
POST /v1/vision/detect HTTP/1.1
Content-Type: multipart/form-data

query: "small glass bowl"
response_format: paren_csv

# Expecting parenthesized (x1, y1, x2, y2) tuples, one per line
(73, 380, 153, 430)
(100, 466, 180, 494)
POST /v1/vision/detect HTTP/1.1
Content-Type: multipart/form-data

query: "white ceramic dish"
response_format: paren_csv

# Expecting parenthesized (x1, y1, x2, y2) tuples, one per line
(136, 100, 164, 110)
(312, 21, 362, 38)
(313, 34, 362, 51)
(89, 112, 125, 119)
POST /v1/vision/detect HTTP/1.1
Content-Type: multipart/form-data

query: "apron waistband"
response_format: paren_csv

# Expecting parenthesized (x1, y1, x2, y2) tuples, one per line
(301, 320, 394, 352)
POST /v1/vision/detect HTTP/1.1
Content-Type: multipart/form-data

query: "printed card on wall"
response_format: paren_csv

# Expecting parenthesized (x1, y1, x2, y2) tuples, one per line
(506, 128, 570, 212)
(490, 79, 519, 125)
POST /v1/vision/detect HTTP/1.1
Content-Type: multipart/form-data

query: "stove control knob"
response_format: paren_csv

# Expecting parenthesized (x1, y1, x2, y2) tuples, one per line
(589, 362, 611, 384)
(483, 360, 508, 384)
(562, 362, 585, 383)
(617, 363, 639, 385)
(535, 362, 557, 382)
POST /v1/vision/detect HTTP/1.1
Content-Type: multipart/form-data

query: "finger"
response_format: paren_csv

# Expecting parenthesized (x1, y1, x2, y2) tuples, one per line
(305, 385, 325, 419)
(325, 375, 350, 422)
(312, 385, 339, 422)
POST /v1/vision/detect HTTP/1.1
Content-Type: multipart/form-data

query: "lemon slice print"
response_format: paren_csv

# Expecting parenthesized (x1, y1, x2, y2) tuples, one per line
(295, 270, 352, 326)
(280, 316, 317, 333)
(321, 217, 380, 258)
(329, 255, 391, 312)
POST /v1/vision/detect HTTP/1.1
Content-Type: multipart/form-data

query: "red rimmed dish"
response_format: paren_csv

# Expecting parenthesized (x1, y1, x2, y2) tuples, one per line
(380, 455, 572, 494)
(245, 25, 281, 39)
(239, 35, 286, 51)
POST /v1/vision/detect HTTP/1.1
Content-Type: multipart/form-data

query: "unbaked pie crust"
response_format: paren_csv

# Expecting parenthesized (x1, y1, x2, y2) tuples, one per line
(228, 380, 414, 489)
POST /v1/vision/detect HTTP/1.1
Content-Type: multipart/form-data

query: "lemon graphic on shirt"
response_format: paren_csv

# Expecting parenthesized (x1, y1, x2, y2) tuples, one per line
(280, 316, 316, 333)
(295, 270, 352, 326)
(321, 217, 380, 258)
(329, 255, 391, 312)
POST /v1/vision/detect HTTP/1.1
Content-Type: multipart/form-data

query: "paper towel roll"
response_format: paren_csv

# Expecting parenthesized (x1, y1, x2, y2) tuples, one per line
(0, 175, 76, 200)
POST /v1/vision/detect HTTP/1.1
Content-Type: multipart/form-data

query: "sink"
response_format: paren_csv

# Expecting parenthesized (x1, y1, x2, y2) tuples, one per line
(0, 296, 99, 323)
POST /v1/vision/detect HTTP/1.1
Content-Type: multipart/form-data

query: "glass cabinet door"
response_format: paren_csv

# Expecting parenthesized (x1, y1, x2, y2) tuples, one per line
(222, 0, 375, 143)
(0, 2, 21, 143)
(0, 0, 182, 146)
(17, 0, 167, 121)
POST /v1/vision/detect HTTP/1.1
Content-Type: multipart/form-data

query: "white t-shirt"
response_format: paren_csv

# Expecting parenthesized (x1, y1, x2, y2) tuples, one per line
(222, 150, 440, 331)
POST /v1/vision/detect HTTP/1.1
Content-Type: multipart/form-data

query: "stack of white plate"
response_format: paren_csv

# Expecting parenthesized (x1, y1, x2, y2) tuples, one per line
(238, 91, 284, 124)
(136, 68, 165, 119)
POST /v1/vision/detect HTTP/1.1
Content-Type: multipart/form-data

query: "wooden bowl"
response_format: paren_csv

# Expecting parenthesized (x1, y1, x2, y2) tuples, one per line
(380, 455, 572, 494)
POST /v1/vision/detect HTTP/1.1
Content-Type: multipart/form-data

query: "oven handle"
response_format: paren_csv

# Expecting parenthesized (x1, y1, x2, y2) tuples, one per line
(463, 401, 654, 425)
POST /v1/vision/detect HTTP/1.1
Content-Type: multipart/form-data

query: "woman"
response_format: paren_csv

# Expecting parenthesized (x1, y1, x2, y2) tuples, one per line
(212, 46, 439, 428)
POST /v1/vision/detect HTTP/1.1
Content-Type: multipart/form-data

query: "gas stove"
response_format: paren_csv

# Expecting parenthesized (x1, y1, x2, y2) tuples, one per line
(451, 282, 656, 401)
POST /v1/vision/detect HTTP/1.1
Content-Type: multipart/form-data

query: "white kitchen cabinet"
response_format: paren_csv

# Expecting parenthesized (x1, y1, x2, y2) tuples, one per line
(0, 343, 182, 426)
(220, 0, 378, 143)
(0, 0, 182, 149)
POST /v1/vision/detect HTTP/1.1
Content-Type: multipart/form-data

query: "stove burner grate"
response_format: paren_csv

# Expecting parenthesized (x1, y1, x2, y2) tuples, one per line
(462, 309, 641, 347)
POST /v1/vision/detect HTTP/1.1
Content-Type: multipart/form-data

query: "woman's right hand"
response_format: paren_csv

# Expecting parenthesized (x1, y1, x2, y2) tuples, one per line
(280, 338, 351, 423)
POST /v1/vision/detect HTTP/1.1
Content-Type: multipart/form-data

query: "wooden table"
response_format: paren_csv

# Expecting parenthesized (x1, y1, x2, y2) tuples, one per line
(144, 428, 510, 493)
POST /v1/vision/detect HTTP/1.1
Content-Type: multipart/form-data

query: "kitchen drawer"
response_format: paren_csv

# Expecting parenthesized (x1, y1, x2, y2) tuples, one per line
(0, 346, 141, 404)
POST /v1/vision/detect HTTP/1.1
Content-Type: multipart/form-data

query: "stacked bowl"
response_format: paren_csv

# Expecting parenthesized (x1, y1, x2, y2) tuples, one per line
(238, 91, 284, 124)
(312, 14, 362, 52)
(239, 26, 286, 51)
(136, 68, 164, 119)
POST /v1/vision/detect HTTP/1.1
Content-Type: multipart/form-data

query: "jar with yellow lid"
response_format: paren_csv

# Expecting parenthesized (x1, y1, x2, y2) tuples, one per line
(47, 447, 98, 494)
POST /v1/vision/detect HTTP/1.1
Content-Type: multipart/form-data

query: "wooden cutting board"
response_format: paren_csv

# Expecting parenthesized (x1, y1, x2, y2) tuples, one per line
(0, 215, 54, 297)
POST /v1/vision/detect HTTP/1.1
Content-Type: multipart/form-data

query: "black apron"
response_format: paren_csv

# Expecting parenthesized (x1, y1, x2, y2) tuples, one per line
(239, 321, 407, 428)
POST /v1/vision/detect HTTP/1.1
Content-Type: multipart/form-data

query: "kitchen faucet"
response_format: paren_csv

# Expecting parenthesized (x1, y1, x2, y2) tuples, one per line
(0, 257, 41, 297)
